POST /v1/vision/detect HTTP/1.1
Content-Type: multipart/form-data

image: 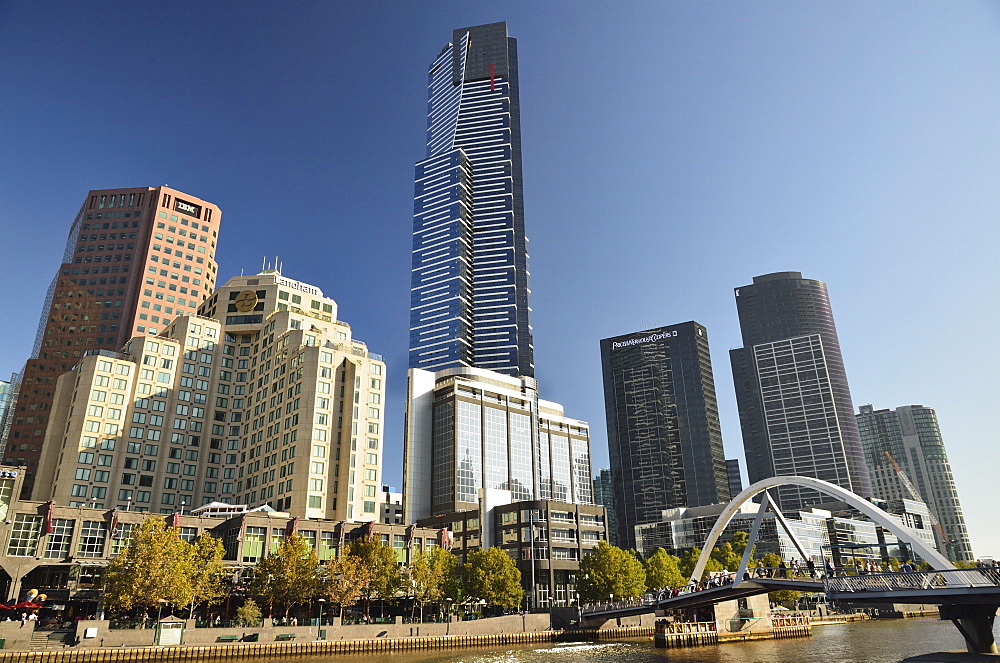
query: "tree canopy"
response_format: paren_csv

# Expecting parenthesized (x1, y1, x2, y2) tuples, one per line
(323, 552, 370, 616)
(251, 533, 322, 616)
(103, 518, 199, 612)
(463, 547, 523, 609)
(578, 541, 646, 602)
(346, 536, 405, 605)
(644, 548, 685, 591)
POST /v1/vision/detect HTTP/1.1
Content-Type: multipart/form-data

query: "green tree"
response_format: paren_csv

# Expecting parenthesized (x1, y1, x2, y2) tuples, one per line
(236, 598, 262, 627)
(577, 541, 646, 602)
(188, 532, 228, 616)
(463, 547, 524, 609)
(677, 547, 722, 581)
(346, 536, 405, 615)
(730, 531, 751, 558)
(252, 534, 322, 617)
(323, 553, 370, 617)
(644, 548, 685, 591)
(436, 547, 464, 603)
(760, 552, 782, 571)
(103, 518, 195, 613)
(710, 542, 742, 571)
(408, 547, 461, 617)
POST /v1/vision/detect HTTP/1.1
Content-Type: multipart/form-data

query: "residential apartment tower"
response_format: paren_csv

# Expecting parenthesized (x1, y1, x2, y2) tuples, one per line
(856, 404, 973, 562)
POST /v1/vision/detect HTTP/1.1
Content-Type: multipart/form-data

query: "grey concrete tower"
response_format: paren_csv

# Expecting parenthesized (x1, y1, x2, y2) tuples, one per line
(730, 272, 872, 512)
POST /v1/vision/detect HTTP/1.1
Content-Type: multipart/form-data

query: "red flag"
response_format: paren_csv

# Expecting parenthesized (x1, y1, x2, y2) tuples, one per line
(439, 528, 453, 551)
(110, 510, 120, 538)
(236, 520, 245, 542)
(366, 520, 376, 539)
(170, 512, 180, 529)
(285, 516, 299, 538)
(44, 501, 54, 535)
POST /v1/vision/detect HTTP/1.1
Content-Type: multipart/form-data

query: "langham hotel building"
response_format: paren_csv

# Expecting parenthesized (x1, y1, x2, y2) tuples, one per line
(33, 271, 386, 522)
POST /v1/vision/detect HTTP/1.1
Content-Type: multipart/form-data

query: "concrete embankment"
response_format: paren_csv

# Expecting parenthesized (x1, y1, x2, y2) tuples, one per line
(0, 614, 662, 661)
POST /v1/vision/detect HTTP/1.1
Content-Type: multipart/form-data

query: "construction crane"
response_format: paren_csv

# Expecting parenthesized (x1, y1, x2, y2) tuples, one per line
(883, 451, 950, 545)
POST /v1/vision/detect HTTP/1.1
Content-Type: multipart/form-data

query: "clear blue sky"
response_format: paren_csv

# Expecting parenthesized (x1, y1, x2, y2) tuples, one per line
(2, 2, 999, 557)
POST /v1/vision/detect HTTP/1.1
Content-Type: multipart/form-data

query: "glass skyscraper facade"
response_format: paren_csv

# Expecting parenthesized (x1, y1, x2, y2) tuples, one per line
(601, 322, 730, 549)
(404, 367, 591, 522)
(857, 404, 974, 562)
(409, 21, 533, 378)
(730, 272, 872, 513)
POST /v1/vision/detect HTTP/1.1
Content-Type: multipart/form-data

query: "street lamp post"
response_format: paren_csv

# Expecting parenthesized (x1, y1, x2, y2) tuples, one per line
(317, 599, 326, 639)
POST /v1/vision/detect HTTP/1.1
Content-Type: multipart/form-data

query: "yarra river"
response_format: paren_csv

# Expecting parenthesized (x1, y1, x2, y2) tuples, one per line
(287, 618, 1000, 663)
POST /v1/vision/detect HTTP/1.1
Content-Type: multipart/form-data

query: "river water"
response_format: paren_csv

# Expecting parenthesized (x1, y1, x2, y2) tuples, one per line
(290, 617, 1000, 663)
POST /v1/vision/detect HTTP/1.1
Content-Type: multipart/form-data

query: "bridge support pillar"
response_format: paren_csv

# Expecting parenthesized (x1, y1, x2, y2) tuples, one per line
(939, 604, 998, 654)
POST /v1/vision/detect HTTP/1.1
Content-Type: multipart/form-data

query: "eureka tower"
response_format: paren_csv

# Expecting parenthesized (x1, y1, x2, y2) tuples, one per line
(409, 21, 533, 378)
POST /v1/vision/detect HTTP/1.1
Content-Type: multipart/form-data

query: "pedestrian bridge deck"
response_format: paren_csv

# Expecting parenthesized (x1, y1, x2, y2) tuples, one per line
(581, 568, 1000, 620)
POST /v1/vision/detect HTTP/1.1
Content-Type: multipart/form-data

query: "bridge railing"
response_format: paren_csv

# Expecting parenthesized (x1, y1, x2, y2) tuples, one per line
(825, 567, 1000, 594)
(581, 569, 825, 615)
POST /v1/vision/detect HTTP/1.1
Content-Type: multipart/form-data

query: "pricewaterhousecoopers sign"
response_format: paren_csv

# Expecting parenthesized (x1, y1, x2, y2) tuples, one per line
(611, 330, 678, 350)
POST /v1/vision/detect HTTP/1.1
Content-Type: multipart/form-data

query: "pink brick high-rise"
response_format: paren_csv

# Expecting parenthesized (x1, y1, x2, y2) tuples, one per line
(5, 187, 221, 497)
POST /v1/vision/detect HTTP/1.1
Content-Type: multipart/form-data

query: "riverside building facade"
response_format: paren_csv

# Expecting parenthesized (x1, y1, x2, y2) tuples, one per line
(409, 21, 533, 378)
(856, 404, 974, 562)
(601, 322, 730, 549)
(730, 272, 872, 512)
(404, 367, 593, 523)
(34, 270, 385, 522)
(5, 187, 222, 497)
(0, 466, 439, 618)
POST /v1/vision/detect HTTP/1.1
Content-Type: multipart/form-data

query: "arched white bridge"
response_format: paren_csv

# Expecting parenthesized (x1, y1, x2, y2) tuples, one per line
(688, 475, 955, 585)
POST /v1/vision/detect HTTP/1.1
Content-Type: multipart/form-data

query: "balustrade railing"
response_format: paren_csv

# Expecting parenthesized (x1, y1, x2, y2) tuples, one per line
(825, 567, 1000, 594)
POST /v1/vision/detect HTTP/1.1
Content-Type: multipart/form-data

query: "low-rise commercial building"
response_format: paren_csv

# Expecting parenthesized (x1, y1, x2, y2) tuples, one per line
(417, 496, 607, 608)
(0, 465, 439, 615)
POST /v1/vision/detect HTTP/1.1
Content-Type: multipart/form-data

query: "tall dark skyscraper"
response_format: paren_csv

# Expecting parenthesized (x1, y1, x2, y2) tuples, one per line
(730, 272, 872, 512)
(409, 21, 533, 378)
(601, 322, 730, 549)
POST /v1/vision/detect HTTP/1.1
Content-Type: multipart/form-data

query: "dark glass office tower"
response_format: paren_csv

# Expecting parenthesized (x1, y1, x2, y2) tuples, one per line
(730, 272, 872, 512)
(601, 322, 730, 549)
(592, 468, 619, 546)
(409, 21, 533, 378)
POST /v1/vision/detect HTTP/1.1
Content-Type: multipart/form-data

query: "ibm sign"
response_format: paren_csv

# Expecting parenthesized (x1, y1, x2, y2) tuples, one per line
(173, 198, 202, 219)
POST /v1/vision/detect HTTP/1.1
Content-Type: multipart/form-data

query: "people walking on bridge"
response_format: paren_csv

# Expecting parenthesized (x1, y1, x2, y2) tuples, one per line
(778, 560, 788, 578)
(825, 558, 836, 578)
(755, 561, 765, 578)
(807, 558, 817, 578)
(791, 559, 801, 577)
